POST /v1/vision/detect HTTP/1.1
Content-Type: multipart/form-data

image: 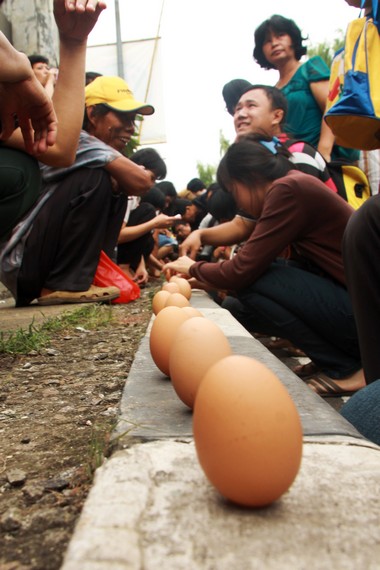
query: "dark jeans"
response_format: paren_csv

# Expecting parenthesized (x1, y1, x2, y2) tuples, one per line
(117, 202, 156, 270)
(343, 195, 380, 384)
(341, 379, 380, 445)
(223, 261, 361, 379)
(17, 167, 126, 305)
(0, 148, 42, 242)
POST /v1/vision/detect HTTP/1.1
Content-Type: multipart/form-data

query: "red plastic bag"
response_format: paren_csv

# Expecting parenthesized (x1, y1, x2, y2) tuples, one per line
(93, 250, 140, 304)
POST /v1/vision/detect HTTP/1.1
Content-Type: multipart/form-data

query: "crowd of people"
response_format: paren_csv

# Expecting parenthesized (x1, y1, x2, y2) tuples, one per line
(0, 0, 379, 444)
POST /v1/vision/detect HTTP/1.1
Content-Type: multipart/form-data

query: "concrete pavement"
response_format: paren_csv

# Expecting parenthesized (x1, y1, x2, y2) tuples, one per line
(0, 283, 89, 337)
(60, 291, 380, 570)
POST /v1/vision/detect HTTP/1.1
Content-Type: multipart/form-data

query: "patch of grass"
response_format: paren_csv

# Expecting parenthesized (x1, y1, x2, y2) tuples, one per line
(0, 320, 50, 355)
(0, 304, 114, 355)
(86, 419, 116, 477)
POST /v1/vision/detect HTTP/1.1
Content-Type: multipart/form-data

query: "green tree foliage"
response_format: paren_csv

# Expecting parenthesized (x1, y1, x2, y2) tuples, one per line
(219, 129, 230, 156)
(196, 162, 216, 187)
(196, 130, 231, 187)
(307, 30, 345, 67)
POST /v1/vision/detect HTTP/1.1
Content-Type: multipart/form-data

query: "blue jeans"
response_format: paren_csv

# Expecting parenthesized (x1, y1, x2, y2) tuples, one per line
(224, 261, 361, 379)
(341, 380, 380, 445)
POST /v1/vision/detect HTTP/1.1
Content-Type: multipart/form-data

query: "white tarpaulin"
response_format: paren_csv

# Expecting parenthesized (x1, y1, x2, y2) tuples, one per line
(85, 0, 166, 145)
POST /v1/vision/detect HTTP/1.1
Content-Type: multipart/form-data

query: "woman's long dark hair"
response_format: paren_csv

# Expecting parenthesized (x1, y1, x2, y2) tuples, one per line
(217, 134, 294, 194)
(253, 14, 307, 70)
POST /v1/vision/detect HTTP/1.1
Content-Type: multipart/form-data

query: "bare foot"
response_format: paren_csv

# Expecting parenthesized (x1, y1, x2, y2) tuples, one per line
(324, 369, 366, 391)
(306, 369, 366, 397)
(39, 287, 54, 298)
(119, 264, 135, 280)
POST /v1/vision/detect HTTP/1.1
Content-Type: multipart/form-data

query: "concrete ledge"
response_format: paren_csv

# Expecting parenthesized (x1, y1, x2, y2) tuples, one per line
(114, 290, 363, 444)
(61, 439, 380, 570)
(61, 290, 380, 570)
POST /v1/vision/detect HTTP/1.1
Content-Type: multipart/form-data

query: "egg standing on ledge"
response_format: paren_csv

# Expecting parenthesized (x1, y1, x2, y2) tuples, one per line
(152, 290, 171, 315)
(149, 306, 192, 376)
(169, 317, 232, 408)
(164, 292, 190, 308)
(169, 276, 192, 299)
(193, 354, 303, 507)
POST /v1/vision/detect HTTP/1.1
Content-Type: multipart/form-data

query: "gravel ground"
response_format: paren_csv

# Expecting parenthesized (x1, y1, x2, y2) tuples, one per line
(0, 282, 344, 570)
(0, 288, 154, 570)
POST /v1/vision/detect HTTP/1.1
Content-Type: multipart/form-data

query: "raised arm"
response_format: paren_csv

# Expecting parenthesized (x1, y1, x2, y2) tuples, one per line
(0, 32, 57, 153)
(5, 0, 106, 166)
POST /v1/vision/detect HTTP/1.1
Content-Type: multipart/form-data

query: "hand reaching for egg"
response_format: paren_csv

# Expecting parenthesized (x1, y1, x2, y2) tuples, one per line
(163, 256, 195, 278)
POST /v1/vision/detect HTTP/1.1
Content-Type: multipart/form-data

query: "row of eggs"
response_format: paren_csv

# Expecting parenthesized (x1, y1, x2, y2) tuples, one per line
(149, 278, 303, 508)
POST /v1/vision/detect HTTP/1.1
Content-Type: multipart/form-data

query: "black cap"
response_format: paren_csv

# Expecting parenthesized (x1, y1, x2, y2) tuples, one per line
(222, 79, 253, 115)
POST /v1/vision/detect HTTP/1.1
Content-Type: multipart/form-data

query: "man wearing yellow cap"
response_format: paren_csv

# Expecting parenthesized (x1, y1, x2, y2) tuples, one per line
(1, 76, 158, 306)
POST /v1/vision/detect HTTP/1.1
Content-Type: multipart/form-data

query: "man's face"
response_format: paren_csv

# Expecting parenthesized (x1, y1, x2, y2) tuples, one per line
(181, 204, 197, 223)
(32, 62, 50, 87)
(175, 222, 191, 239)
(89, 109, 136, 152)
(233, 89, 280, 138)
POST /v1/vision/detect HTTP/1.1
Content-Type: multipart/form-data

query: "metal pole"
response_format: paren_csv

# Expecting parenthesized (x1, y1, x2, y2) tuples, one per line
(114, 0, 124, 78)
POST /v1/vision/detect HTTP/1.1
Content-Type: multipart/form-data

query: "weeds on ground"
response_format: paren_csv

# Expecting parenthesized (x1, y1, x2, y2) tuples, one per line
(0, 304, 113, 355)
(86, 419, 143, 477)
(86, 420, 116, 477)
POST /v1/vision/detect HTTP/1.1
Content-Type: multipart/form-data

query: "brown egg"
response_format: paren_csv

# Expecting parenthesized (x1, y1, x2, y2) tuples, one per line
(193, 355, 303, 507)
(182, 306, 203, 318)
(169, 276, 192, 299)
(169, 317, 232, 408)
(164, 292, 190, 308)
(149, 306, 191, 376)
(162, 281, 180, 294)
(152, 290, 171, 315)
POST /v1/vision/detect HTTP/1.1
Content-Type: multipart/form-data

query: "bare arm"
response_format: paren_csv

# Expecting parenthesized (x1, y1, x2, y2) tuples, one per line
(311, 80, 335, 162)
(0, 33, 57, 153)
(105, 157, 155, 196)
(0, 32, 35, 82)
(133, 256, 149, 285)
(118, 213, 181, 243)
(180, 216, 254, 259)
(5, 0, 106, 166)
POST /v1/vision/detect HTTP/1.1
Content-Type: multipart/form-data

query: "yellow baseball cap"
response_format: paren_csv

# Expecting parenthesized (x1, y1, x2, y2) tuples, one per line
(85, 76, 154, 115)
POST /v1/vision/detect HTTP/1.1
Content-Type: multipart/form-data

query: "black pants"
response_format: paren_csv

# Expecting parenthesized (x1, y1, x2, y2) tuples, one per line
(117, 202, 155, 270)
(0, 148, 42, 242)
(343, 194, 380, 384)
(17, 168, 126, 305)
(222, 261, 361, 379)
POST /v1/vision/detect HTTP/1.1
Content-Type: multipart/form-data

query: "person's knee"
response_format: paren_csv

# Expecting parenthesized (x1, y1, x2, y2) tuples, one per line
(341, 379, 380, 445)
(344, 195, 380, 252)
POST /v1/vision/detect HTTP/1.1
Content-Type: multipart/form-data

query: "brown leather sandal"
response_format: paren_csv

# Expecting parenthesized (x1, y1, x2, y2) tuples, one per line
(292, 361, 320, 378)
(305, 375, 359, 398)
(37, 285, 120, 306)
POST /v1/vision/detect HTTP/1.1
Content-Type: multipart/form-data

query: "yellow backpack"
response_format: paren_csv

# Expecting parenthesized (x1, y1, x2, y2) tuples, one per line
(327, 161, 372, 209)
(325, 1, 380, 150)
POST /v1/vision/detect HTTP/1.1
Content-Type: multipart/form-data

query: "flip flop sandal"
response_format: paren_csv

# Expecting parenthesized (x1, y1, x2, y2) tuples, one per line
(305, 375, 358, 398)
(37, 285, 120, 306)
(266, 338, 307, 357)
(267, 337, 293, 350)
(292, 361, 320, 378)
(284, 346, 307, 357)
